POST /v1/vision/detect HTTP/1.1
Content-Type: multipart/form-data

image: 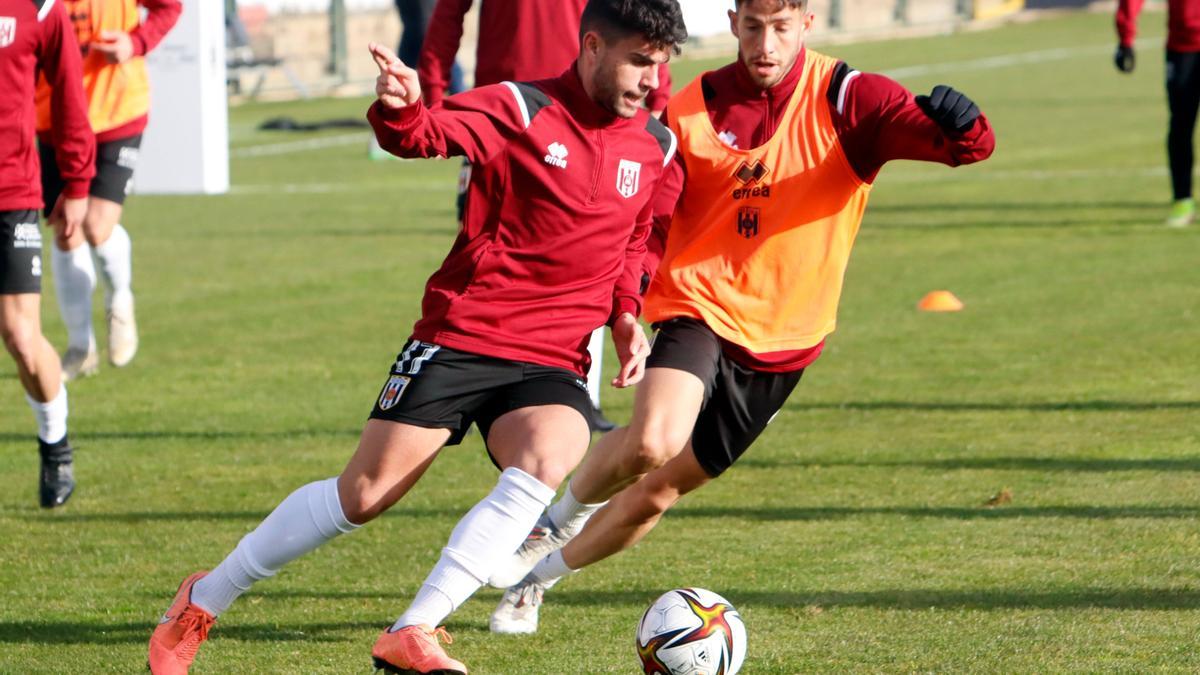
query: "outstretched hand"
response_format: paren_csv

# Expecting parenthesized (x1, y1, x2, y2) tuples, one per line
(610, 313, 650, 388)
(915, 85, 980, 134)
(368, 42, 421, 109)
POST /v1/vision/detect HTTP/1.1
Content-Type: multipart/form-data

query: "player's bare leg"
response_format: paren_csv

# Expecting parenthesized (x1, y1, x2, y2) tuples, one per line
(149, 419, 451, 675)
(82, 197, 137, 367)
(492, 442, 713, 634)
(489, 367, 704, 593)
(564, 443, 712, 570)
(1, 293, 74, 507)
(375, 404, 589, 673)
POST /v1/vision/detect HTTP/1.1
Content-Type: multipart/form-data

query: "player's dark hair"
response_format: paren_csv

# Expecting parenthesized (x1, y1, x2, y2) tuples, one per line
(735, 0, 809, 10)
(579, 0, 689, 55)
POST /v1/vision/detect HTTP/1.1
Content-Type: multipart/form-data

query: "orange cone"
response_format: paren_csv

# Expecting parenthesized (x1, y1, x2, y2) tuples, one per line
(917, 290, 964, 312)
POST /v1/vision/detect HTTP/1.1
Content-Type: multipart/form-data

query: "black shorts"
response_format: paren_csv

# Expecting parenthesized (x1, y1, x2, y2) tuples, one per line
(0, 210, 44, 294)
(369, 339, 594, 454)
(646, 318, 804, 477)
(40, 134, 142, 214)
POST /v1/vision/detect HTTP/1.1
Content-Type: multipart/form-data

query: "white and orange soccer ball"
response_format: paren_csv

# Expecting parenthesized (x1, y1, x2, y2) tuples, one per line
(635, 587, 747, 675)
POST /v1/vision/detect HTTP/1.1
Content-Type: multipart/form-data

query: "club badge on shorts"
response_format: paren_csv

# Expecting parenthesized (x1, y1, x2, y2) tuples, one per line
(378, 375, 411, 411)
(616, 159, 641, 198)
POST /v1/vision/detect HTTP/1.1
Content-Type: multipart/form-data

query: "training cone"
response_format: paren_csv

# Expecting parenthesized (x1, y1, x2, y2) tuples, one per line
(917, 290, 964, 312)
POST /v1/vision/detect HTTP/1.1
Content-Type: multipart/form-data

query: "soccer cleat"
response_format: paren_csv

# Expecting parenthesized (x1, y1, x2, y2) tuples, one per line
(1166, 198, 1195, 228)
(488, 512, 573, 589)
(107, 297, 138, 367)
(490, 574, 552, 635)
(371, 624, 467, 674)
(148, 571, 215, 675)
(38, 436, 75, 508)
(60, 346, 100, 382)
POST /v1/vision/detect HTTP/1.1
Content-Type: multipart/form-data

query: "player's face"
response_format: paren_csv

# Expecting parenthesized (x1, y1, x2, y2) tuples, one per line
(582, 33, 670, 118)
(730, 1, 812, 89)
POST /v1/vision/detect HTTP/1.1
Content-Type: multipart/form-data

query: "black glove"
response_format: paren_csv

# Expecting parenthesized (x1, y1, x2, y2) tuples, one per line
(915, 85, 980, 134)
(1114, 45, 1135, 73)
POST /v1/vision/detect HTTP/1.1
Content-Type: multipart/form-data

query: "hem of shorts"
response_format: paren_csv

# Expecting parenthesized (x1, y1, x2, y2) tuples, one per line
(368, 411, 460, 438)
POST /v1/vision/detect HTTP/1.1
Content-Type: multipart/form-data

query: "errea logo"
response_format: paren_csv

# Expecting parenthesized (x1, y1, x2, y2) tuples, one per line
(544, 142, 568, 169)
(0, 17, 16, 48)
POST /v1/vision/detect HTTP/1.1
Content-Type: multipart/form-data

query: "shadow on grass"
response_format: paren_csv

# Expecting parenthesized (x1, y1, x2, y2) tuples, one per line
(0, 429, 360, 443)
(666, 504, 1200, 521)
(13, 502, 1197, 525)
(739, 456, 1200, 472)
(791, 400, 1200, 413)
(549, 586, 1200, 611)
(10, 506, 467, 523)
(0, 619, 374, 645)
(5, 585, 1196, 646)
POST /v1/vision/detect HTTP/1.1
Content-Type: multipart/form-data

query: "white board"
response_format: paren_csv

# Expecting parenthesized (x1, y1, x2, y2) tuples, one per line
(134, 0, 229, 194)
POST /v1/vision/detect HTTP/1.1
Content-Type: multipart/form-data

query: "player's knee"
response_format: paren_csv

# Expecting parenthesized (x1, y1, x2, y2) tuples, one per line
(0, 320, 39, 371)
(622, 427, 685, 476)
(515, 457, 572, 490)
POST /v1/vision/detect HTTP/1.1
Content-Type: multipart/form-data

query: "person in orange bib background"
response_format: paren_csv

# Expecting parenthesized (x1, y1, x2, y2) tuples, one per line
(487, 0, 996, 634)
(35, 0, 180, 380)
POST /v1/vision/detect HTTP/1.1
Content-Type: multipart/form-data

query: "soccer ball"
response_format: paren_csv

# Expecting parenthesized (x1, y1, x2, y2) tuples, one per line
(636, 587, 746, 675)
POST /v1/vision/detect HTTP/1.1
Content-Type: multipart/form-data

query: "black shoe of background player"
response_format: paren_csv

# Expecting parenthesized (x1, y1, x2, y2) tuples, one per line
(586, 406, 617, 434)
(38, 436, 75, 508)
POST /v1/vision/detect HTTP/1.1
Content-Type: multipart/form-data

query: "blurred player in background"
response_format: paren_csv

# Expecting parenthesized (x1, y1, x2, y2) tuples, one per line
(1, 0, 96, 507)
(36, 0, 180, 379)
(396, 0, 463, 94)
(489, 0, 995, 634)
(419, 0, 676, 432)
(147, 1, 686, 673)
(1115, 0, 1200, 226)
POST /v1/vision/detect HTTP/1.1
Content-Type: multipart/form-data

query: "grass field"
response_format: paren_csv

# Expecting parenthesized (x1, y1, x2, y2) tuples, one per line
(3, 8, 1198, 673)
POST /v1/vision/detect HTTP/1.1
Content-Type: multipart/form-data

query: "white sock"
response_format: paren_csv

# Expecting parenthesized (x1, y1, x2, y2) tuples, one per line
(26, 384, 68, 444)
(191, 478, 358, 616)
(530, 549, 576, 584)
(586, 327, 604, 408)
(394, 467, 554, 630)
(51, 244, 96, 353)
(92, 224, 132, 309)
(546, 481, 606, 537)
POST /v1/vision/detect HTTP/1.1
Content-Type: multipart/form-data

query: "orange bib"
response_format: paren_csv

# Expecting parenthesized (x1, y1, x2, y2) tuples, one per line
(645, 51, 871, 352)
(35, 0, 151, 135)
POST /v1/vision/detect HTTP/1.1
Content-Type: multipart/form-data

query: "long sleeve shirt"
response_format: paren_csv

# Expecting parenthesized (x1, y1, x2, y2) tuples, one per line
(649, 49, 995, 372)
(1117, 0, 1200, 52)
(417, 0, 671, 112)
(0, 0, 94, 210)
(369, 67, 679, 375)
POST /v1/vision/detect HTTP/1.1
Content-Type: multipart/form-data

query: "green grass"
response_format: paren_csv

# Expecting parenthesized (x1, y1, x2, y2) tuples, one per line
(3, 9, 1198, 673)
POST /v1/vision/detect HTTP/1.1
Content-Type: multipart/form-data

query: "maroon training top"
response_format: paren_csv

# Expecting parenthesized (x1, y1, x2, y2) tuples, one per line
(369, 66, 680, 375)
(0, 0, 94, 211)
(1118, 0, 1200, 52)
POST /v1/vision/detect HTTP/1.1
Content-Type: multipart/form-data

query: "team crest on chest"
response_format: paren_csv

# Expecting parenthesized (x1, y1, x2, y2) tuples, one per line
(378, 375, 411, 411)
(616, 159, 641, 198)
(0, 17, 16, 48)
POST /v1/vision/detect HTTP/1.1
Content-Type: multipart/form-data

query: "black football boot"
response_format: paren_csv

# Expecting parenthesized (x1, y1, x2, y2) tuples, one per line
(38, 436, 75, 508)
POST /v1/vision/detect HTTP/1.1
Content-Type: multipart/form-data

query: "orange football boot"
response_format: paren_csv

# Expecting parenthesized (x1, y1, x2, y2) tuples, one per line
(371, 624, 468, 674)
(148, 571, 215, 675)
